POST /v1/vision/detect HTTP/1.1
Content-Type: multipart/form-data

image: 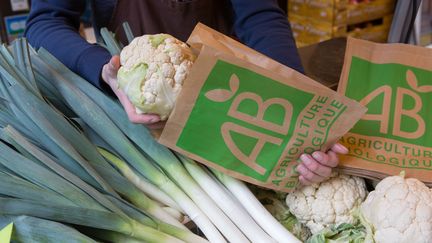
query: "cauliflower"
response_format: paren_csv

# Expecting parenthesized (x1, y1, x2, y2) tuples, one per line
(360, 173, 432, 243)
(117, 34, 196, 120)
(251, 187, 311, 241)
(286, 173, 367, 234)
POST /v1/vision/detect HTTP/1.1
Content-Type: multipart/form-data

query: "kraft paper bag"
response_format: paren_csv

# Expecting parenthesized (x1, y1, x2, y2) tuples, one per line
(337, 37, 432, 186)
(159, 24, 366, 192)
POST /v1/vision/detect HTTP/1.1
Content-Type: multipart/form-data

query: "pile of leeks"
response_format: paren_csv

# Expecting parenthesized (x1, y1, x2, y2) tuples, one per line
(0, 32, 300, 243)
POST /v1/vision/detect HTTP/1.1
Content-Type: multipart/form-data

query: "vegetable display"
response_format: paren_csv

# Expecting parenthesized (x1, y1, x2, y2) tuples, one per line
(360, 173, 432, 243)
(252, 186, 311, 242)
(296, 173, 432, 243)
(0, 33, 300, 242)
(0, 26, 429, 243)
(286, 173, 368, 234)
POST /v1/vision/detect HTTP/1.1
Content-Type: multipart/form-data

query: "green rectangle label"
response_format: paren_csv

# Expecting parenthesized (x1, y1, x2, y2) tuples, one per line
(341, 56, 432, 170)
(177, 60, 316, 182)
(346, 57, 432, 145)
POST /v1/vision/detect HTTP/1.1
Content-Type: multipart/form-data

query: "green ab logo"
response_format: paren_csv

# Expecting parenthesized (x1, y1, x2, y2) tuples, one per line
(205, 74, 293, 175)
(360, 70, 432, 139)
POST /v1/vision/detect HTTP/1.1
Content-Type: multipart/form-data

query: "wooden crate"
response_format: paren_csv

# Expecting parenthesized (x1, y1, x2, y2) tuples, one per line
(288, 0, 395, 25)
(289, 14, 393, 46)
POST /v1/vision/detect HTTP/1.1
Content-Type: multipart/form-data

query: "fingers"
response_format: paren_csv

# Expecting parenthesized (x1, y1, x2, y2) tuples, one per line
(330, 143, 348, 154)
(128, 113, 161, 124)
(299, 175, 313, 186)
(298, 150, 341, 186)
(301, 154, 332, 178)
(115, 89, 161, 124)
(312, 151, 339, 168)
(296, 163, 324, 184)
(326, 151, 339, 168)
(115, 89, 135, 112)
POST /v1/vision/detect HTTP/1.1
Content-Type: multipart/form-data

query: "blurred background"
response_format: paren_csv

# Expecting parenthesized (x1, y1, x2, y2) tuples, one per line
(0, 0, 430, 47)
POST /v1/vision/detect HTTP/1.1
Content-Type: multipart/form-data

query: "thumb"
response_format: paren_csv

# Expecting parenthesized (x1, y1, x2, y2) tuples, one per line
(102, 55, 120, 85)
(109, 55, 120, 71)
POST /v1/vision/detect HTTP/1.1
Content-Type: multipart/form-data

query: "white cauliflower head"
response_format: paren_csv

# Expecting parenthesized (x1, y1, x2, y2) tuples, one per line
(285, 173, 367, 234)
(117, 34, 195, 120)
(360, 173, 432, 243)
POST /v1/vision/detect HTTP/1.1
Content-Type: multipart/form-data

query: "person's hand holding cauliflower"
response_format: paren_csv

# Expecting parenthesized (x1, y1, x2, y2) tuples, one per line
(102, 34, 195, 129)
(101, 33, 348, 185)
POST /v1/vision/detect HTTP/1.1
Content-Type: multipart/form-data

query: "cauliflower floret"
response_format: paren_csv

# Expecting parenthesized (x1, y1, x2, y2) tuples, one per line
(285, 173, 367, 234)
(361, 174, 432, 243)
(117, 34, 196, 120)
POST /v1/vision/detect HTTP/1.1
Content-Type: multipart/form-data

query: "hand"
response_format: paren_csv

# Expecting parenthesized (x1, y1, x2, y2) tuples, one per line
(297, 143, 348, 186)
(101, 56, 164, 129)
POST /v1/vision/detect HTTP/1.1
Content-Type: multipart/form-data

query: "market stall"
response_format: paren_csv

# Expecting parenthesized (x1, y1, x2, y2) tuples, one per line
(0, 1, 431, 243)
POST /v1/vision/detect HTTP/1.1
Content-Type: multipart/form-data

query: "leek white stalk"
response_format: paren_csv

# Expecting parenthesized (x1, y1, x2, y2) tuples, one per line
(98, 147, 181, 212)
(180, 155, 276, 243)
(162, 207, 184, 223)
(211, 169, 302, 243)
(106, 195, 205, 243)
(166, 167, 249, 243)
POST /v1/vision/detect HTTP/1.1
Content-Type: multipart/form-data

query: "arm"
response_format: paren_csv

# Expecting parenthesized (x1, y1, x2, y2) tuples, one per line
(231, 0, 304, 73)
(26, 0, 160, 125)
(25, 0, 111, 88)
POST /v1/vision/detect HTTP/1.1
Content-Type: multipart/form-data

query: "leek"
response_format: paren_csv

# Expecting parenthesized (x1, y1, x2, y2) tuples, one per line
(0, 38, 207, 243)
(0, 140, 100, 210)
(163, 207, 185, 222)
(107, 195, 206, 243)
(33, 50, 226, 243)
(3, 65, 183, 227)
(5, 82, 111, 192)
(0, 171, 73, 206)
(180, 155, 276, 243)
(35, 48, 248, 242)
(100, 28, 121, 55)
(212, 169, 302, 243)
(0, 216, 97, 243)
(99, 147, 182, 212)
(0, 198, 183, 243)
(122, 22, 135, 44)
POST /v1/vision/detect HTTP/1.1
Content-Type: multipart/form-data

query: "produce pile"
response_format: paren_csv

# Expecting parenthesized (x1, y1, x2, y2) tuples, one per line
(0, 33, 299, 242)
(259, 172, 432, 243)
(0, 26, 431, 243)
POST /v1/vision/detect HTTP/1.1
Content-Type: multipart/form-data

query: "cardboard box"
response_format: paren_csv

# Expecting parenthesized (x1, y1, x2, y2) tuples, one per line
(346, 0, 395, 25)
(288, 0, 395, 25)
(289, 13, 393, 46)
(346, 14, 393, 42)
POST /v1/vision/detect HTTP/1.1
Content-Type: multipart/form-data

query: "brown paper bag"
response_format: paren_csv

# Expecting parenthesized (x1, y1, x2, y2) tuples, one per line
(187, 23, 324, 88)
(159, 24, 366, 192)
(337, 37, 432, 186)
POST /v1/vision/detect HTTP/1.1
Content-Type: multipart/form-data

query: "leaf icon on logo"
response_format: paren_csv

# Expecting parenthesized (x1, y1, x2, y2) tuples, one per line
(205, 74, 240, 102)
(406, 70, 432, 93)
(229, 74, 239, 94)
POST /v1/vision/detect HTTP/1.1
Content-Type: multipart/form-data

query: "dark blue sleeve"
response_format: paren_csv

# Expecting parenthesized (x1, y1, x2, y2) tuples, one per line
(25, 0, 112, 88)
(231, 0, 304, 73)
